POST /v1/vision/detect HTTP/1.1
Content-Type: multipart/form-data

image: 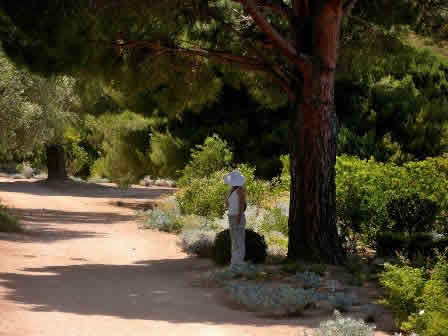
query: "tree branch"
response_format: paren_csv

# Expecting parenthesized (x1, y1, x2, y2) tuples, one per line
(237, 0, 309, 71)
(106, 38, 296, 100)
(256, 0, 293, 22)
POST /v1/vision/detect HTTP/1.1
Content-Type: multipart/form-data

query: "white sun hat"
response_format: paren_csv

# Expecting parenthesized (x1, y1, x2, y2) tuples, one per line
(223, 170, 245, 186)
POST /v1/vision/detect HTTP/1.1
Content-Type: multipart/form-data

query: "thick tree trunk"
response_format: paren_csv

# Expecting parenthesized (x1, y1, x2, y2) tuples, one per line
(287, 0, 346, 264)
(46, 144, 67, 181)
(287, 95, 345, 263)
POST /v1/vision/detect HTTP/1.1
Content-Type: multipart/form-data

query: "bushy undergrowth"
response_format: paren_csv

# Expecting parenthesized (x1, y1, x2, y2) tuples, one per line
(0, 204, 22, 233)
(310, 311, 375, 336)
(139, 198, 183, 233)
(379, 257, 448, 335)
(376, 231, 448, 258)
(225, 282, 322, 315)
(336, 155, 448, 246)
(178, 229, 216, 258)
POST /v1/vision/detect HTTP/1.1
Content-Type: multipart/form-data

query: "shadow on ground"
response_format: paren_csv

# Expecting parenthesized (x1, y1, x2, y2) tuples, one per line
(0, 180, 175, 199)
(0, 258, 394, 332)
(0, 207, 134, 243)
(0, 258, 319, 328)
(11, 208, 135, 225)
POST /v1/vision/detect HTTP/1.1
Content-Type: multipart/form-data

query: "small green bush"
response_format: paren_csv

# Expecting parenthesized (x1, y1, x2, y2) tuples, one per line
(379, 263, 426, 325)
(176, 169, 229, 219)
(0, 204, 22, 233)
(180, 135, 233, 186)
(380, 258, 448, 335)
(212, 229, 267, 266)
(260, 207, 288, 236)
(387, 194, 439, 233)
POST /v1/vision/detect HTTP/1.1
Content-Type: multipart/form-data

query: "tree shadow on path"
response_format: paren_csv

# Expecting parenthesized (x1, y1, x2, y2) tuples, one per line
(0, 179, 175, 199)
(0, 207, 136, 243)
(0, 258, 322, 328)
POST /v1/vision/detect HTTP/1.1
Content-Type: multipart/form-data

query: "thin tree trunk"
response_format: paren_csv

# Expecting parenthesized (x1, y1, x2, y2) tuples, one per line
(287, 0, 346, 264)
(46, 144, 67, 181)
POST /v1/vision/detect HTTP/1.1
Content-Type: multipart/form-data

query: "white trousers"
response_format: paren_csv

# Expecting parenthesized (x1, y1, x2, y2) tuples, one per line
(228, 214, 246, 265)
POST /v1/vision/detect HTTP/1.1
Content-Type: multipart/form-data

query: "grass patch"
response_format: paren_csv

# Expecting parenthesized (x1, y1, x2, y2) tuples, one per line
(0, 205, 22, 233)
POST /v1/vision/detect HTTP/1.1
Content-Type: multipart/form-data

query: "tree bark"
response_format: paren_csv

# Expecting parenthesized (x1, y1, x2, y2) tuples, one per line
(46, 144, 67, 181)
(287, 0, 346, 264)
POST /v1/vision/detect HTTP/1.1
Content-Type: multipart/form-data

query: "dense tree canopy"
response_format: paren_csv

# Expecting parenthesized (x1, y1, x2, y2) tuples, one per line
(1, 0, 446, 263)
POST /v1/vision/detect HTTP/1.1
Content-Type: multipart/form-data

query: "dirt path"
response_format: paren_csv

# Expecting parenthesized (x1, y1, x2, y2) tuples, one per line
(0, 177, 390, 336)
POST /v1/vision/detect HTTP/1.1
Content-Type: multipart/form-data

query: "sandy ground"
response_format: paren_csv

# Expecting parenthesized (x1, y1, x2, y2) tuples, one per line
(0, 177, 392, 336)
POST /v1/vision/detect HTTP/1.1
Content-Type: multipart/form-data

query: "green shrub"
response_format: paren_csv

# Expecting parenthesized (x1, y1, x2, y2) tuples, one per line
(335, 155, 448, 247)
(149, 131, 187, 178)
(180, 135, 233, 186)
(278, 154, 290, 192)
(65, 142, 91, 177)
(380, 258, 448, 335)
(90, 158, 107, 178)
(387, 194, 439, 233)
(401, 258, 448, 336)
(212, 229, 267, 266)
(260, 207, 288, 236)
(176, 169, 229, 219)
(176, 164, 268, 219)
(0, 204, 22, 233)
(376, 231, 447, 259)
(379, 263, 426, 325)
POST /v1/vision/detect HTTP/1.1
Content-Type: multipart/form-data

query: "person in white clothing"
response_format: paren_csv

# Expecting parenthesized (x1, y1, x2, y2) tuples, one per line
(224, 170, 247, 265)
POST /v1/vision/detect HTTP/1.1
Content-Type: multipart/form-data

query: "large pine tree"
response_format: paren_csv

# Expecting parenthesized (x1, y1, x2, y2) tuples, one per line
(1, 0, 445, 263)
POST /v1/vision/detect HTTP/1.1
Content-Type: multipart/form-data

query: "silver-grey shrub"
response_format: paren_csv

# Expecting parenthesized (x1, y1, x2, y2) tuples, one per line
(178, 229, 216, 258)
(139, 207, 182, 233)
(310, 311, 375, 336)
(295, 271, 322, 288)
(225, 282, 323, 315)
(207, 263, 262, 283)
